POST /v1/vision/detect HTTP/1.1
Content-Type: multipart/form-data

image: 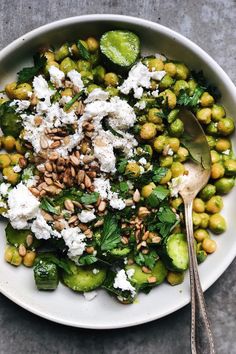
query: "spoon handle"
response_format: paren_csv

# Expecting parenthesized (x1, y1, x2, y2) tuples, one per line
(184, 201, 216, 354)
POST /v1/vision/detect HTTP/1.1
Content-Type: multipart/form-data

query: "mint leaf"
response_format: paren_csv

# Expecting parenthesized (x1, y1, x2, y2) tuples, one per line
(100, 215, 121, 251)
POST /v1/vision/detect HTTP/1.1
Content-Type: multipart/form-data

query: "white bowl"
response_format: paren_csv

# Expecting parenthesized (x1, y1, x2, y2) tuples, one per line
(0, 14, 236, 329)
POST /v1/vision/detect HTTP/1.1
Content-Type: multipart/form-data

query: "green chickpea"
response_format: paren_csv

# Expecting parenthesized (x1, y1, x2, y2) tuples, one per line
(141, 182, 156, 198)
(176, 146, 189, 162)
(196, 108, 212, 124)
(188, 79, 197, 96)
(215, 177, 235, 194)
(202, 238, 217, 254)
(10, 153, 23, 165)
(160, 156, 173, 167)
(162, 89, 177, 109)
(159, 75, 174, 89)
(211, 162, 225, 179)
(168, 137, 180, 152)
(199, 213, 210, 228)
(170, 197, 183, 209)
(211, 104, 225, 121)
(167, 271, 184, 285)
(210, 150, 221, 164)
(86, 37, 99, 52)
(206, 122, 218, 135)
(153, 135, 167, 153)
(2, 136, 16, 152)
(93, 65, 106, 83)
(146, 58, 164, 71)
(193, 198, 205, 213)
(54, 43, 70, 62)
(164, 62, 177, 77)
(215, 138, 231, 152)
(168, 118, 184, 137)
(171, 162, 185, 178)
(197, 249, 208, 263)
(199, 184, 216, 201)
(60, 57, 77, 74)
(205, 195, 223, 214)
(86, 84, 100, 94)
(0, 154, 11, 169)
(159, 169, 172, 184)
(105, 87, 119, 97)
(14, 83, 32, 100)
(80, 71, 94, 85)
(168, 109, 179, 123)
(147, 108, 163, 124)
(70, 43, 79, 58)
(209, 213, 227, 234)
(5, 82, 17, 99)
(206, 135, 216, 149)
(173, 80, 189, 96)
(140, 123, 157, 140)
(125, 162, 140, 177)
(217, 118, 235, 136)
(192, 212, 202, 227)
(200, 92, 214, 107)
(44, 51, 55, 62)
(4, 246, 22, 266)
(104, 73, 119, 87)
(77, 60, 91, 72)
(2, 166, 20, 185)
(194, 229, 209, 242)
(23, 250, 36, 267)
(224, 159, 236, 176)
(175, 63, 190, 80)
(137, 115, 147, 124)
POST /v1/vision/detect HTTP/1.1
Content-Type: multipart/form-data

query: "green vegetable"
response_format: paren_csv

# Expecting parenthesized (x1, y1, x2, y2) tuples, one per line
(80, 192, 99, 204)
(78, 255, 98, 265)
(177, 86, 204, 107)
(0, 102, 22, 137)
(100, 30, 140, 71)
(34, 260, 59, 290)
(77, 40, 90, 60)
(108, 247, 131, 258)
(17, 53, 47, 84)
(64, 91, 83, 111)
(40, 197, 60, 215)
(146, 186, 169, 207)
(36, 253, 73, 274)
(5, 223, 40, 248)
(162, 233, 189, 271)
(100, 214, 121, 251)
(134, 250, 158, 270)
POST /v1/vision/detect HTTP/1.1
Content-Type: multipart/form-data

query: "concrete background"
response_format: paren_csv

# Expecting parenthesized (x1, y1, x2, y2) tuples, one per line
(0, 0, 235, 353)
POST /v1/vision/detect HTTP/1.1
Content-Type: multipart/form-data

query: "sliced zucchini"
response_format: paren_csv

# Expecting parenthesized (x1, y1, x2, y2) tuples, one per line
(34, 260, 59, 290)
(163, 233, 189, 271)
(5, 223, 40, 248)
(62, 264, 106, 292)
(108, 247, 131, 258)
(100, 30, 140, 71)
(126, 260, 167, 288)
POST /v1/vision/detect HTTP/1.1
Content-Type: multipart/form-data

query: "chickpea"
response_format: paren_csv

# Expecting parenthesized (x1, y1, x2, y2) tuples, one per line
(211, 163, 225, 179)
(192, 212, 202, 227)
(87, 84, 100, 94)
(206, 122, 218, 135)
(61, 88, 73, 97)
(176, 147, 189, 162)
(140, 123, 157, 140)
(164, 62, 177, 77)
(60, 57, 77, 74)
(188, 79, 197, 96)
(169, 118, 184, 137)
(217, 118, 235, 136)
(200, 92, 214, 107)
(175, 63, 189, 80)
(147, 108, 162, 124)
(125, 162, 140, 177)
(153, 135, 167, 153)
(4, 246, 22, 266)
(202, 239, 217, 254)
(194, 229, 209, 242)
(173, 80, 189, 96)
(14, 83, 32, 100)
(2, 166, 20, 185)
(211, 104, 225, 121)
(159, 169, 172, 184)
(196, 108, 212, 124)
(170, 197, 183, 210)
(5, 82, 17, 99)
(105, 86, 119, 97)
(168, 109, 179, 123)
(160, 156, 173, 167)
(54, 43, 70, 62)
(171, 162, 185, 178)
(77, 59, 91, 72)
(215, 138, 231, 152)
(44, 51, 55, 62)
(86, 37, 99, 52)
(164, 89, 177, 109)
(199, 213, 210, 228)
(210, 150, 221, 164)
(80, 70, 93, 85)
(224, 159, 236, 176)
(15, 140, 26, 154)
(197, 249, 208, 263)
(159, 75, 174, 89)
(209, 213, 227, 234)
(0, 154, 11, 169)
(215, 177, 235, 194)
(193, 198, 205, 213)
(147, 58, 164, 71)
(141, 182, 156, 198)
(10, 153, 23, 165)
(167, 271, 184, 285)
(104, 72, 119, 87)
(206, 135, 216, 149)
(23, 251, 36, 267)
(168, 137, 180, 152)
(93, 65, 106, 83)
(2, 136, 16, 152)
(205, 195, 223, 214)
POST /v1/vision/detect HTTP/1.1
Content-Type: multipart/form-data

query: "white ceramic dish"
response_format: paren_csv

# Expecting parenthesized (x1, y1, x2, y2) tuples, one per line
(0, 14, 236, 329)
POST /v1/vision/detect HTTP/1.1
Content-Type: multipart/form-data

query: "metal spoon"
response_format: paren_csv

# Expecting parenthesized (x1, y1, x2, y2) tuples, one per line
(176, 108, 215, 354)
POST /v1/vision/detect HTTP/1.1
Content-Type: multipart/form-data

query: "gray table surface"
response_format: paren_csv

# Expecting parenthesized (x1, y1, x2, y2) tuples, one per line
(0, 0, 236, 353)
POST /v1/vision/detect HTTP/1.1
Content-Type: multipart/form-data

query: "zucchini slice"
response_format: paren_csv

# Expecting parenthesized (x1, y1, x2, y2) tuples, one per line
(34, 260, 59, 290)
(5, 222, 40, 248)
(126, 260, 167, 288)
(163, 233, 189, 271)
(62, 265, 107, 292)
(100, 30, 140, 71)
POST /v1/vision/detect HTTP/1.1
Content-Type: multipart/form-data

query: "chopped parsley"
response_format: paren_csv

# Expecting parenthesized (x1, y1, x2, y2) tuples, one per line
(100, 214, 121, 251)
(17, 53, 47, 84)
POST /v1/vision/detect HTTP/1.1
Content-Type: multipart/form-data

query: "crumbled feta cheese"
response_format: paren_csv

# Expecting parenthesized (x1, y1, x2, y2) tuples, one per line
(83, 291, 97, 301)
(78, 209, 96, 223)
(152, 89, 159, 97)
(93, 177, 126, 210)
(126, 268, 135, 279)
(10, 99, 31, 112)
(108, 96, 136, 130)
(168, 176, 188, 197)
(67, 70, 84, 90)
(151, 70, 166, 81)
(222, 149, 230, 155)
(167, 148, 174, 156)
(33, 75, 55, 104)
(109, 194, 126, 210)
(93, 137, 116, 173)
(84, 88, 109, 103)
(31, 212, 60, 240)
(139, 157, 147, 165)
(7, 183, 40, 229)
(0, 201, 7, 208)
(92, 268, 100, 274)
(49, 66, 65, 88)
(113, 269, 136, 297)
(134, 100, 146, 110)
(61, 227, 86, 260)
(13, 165, 22, 173)
(0, 183, 11, 197)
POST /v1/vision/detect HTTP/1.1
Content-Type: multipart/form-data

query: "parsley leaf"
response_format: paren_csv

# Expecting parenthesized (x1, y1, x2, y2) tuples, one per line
(152, 167, 168, 183)
(177, 86, 204, 107)
(78, 255, 98, 265)
(77, 40, 90, 60)
(80, 192, 99, 204)
(40, 197, 60, 215)
(100, 215, 121, 251)
(117, 158, 128, 174)
(136, 167, 167, 187)
(135, 250, 158, 270)
(157, 206, 176, 224)
(146, 186, 169, 207)
(17, 53, 47, 84)
(119, 181, 129, 193)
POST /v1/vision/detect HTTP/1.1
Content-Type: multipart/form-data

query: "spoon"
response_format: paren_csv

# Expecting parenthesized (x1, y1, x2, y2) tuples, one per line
(177, 108, 215, 354)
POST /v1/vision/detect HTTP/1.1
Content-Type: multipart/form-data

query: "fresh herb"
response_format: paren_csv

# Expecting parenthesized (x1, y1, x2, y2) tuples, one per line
(146, 186, 169, 208)
(102, 118, 124, 138)
(156, 107, 169, 120)
(80, 192, 99, 204)
(191, 70, 221, 100)
(53, 188, 98, 206)
(157, 206, 177, 224)
(77, 40, 90, 60)
(146, 205, 177, 238)
(135, 250, 158, 270)
(152, 167, 168, 183)
(136, 166, 167, 186)
(64, 91, 83, 111)
(40, 197, 60, 215)
(177, 86, 204, 107)
(117, 158, 128, 174)
(78, 255, 98, 265)
(119, 181, 129, 193)
(36, 254, 74, 275)
(100, 214, 121, 251)
(17, 53, 47, 84)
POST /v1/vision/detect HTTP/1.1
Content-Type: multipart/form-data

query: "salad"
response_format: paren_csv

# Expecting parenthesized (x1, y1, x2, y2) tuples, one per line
(0, 30, 235, 303)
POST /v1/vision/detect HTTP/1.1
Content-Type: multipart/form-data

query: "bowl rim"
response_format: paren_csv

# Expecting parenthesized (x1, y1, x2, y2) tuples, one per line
(0, 14, 236, 329)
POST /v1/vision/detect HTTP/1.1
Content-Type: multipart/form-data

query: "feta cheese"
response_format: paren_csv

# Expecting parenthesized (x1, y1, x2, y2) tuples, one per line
(222, 149, 230, 155)
(134, 100, 146, 110)
(33, 75, 55, 104)
(83, 291, 97, 301)
(10, 100, 31, 112)
(31, 212, 60, 240)
(92, 268, 100, 274)
(78, 209, 96, 223)
(139, 157, 147, 165)
(93, 137, 116, 174)
(126, 268, 135, 280)
(0, 183, 11, 197)
(152, 89, 159, 97)
(93, 177, 126, 210)
(109, 194, 126, 210)
(61, 227, 86, 260)
(113, 269, 136, 298)
(7, 183, 40, 229)
(151, 70, 166, 81)
(67, 70, 84, 90)
(84, 88, 109, 103)
(154, 53, 166, 61)
(167, 148, 174, 156)
(49, 66, 65, 88)
(168, 176, 188, 197)
(13, 165, 22, 173)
